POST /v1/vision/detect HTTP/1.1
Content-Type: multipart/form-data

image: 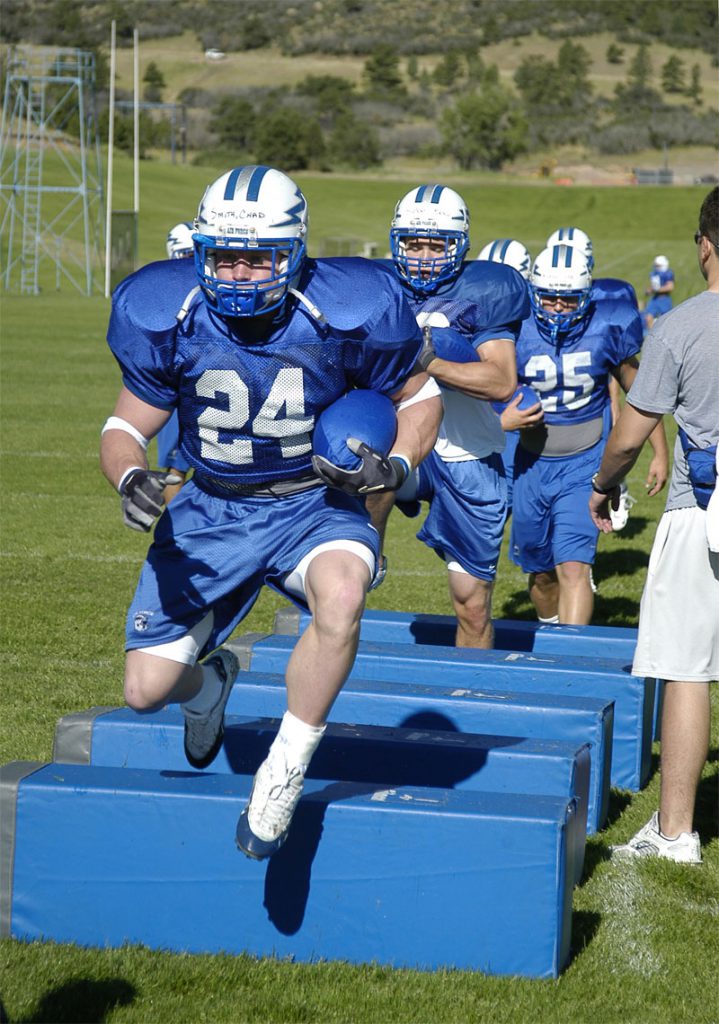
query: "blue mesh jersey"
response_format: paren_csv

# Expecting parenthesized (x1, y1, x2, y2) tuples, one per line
(377, 258, 529, 346)
(516, 294, 642, 426)
(108, 257, 422, 487)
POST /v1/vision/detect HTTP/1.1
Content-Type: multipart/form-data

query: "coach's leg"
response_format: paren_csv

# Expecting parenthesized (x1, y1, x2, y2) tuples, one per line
(658, 681, 711, 837)
(449, 571, 494, 649)
(555, 560, 594, 625)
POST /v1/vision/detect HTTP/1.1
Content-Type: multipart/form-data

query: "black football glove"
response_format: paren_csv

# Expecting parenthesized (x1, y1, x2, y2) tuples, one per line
(312, 439, 409, 495)
(119, 468, 182, 532)
(416, 325, 437, 372)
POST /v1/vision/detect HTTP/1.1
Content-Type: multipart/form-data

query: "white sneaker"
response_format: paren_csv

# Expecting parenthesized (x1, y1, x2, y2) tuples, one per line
(610, 482, 636, 531)
(610, 811, 702, 864)
(236, 750, 306, 860)
(182, 648, 238, 769)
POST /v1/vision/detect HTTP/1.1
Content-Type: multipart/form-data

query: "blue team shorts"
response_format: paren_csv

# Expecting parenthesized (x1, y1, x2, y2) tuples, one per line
(645, 294, 672, 319)
(509, 443, 602, 573)
(413, 451, 507, 581)
(156, 412, 191, 473)
(126, 478, 380, 657)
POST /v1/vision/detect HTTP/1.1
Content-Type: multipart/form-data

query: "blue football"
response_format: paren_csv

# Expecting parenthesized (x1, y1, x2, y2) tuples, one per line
(313, 390, 397, 470)
(491, 384, 542, 415)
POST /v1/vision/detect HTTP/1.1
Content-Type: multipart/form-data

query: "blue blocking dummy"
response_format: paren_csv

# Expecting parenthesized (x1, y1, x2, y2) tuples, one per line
(52, 707, 590, 882)
(0, 760, 576, 978)
(273, 607, 662, 745)
(219, 665, 611, 833)
(230, 633, 653, 793)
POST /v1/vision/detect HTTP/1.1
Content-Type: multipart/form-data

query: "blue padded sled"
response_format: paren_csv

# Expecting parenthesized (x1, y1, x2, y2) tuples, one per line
(0, 761, 576, 978)
(229, 633, 652, 793)
(274, 608, 662, 743)
(225, 668, 612, 833)
(52, 708, 591, 881)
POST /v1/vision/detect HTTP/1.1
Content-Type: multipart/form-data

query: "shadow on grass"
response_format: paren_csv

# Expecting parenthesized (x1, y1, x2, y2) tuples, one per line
(568, 909, 601, 964)
(15, 978, 136, 1023)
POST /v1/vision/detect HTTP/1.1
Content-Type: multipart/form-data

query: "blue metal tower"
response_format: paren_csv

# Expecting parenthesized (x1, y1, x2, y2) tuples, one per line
(0, 46, 104, 295)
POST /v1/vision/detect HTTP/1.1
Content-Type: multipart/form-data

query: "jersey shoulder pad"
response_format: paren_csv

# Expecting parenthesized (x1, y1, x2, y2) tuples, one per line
(112, 259, 199, 333)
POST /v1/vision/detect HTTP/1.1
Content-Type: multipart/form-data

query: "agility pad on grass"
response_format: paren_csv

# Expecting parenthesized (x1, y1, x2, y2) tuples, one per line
(274, 607, 662, 742)
(52, 707, 591, 881)
(231, 633, 651, 792)
(0, 761, 576, 978)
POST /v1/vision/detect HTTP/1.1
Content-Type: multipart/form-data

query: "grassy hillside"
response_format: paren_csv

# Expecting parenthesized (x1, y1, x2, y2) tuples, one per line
(109, 28, 719, 110)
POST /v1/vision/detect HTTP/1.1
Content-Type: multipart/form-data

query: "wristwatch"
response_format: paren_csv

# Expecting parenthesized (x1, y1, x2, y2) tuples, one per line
(591, 473, 615, 496)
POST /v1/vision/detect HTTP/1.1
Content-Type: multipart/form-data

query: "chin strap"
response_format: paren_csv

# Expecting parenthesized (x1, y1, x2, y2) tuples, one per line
(288, 287, 327, 326)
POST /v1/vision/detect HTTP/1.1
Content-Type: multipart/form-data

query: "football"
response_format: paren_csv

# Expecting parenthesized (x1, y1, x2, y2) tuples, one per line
(313, 389, 398, 470)
(491, 384, 542, 415)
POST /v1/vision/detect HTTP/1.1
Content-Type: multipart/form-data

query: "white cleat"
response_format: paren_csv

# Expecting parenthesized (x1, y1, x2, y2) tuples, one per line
(610, 481, 636, 531)
(610, 811, 702, 865)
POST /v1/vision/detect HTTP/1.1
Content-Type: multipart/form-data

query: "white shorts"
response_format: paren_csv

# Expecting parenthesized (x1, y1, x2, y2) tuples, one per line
(632, 507, 719, 682)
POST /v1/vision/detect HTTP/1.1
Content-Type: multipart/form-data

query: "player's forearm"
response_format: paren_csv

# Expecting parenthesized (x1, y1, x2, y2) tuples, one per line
(647, 417, 669, 461)
(429, 358, 516, 401)
(100, 428, 149, 491)
(393, 393, 442, 468)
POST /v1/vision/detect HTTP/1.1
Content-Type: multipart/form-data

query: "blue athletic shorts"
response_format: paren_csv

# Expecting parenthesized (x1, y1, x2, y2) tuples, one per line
(411, 451, 507, 581)
(509, 443, 601, 573)
(501, 430, 520, 514)
(126, 478, 379, 656)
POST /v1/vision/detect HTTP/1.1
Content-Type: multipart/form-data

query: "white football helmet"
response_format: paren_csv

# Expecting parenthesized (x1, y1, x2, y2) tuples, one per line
(390, 184, 469, 293)
(546, 226, 594, 271)
(477, 238, 531, 280)
(530, 244, 593, 339)
(653, 255, 670, 271)
(166, 221, 194, 260)
(194, 165, 308, 318)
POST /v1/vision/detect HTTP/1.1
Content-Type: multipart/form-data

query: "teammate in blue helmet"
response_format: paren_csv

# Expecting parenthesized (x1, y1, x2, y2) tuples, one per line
(507, 243, 668, 626)
(642, 254, 675, 332)
(100, 165, 442, 862)
(547, 225, 643, 531)
(369, 185, 530, 649)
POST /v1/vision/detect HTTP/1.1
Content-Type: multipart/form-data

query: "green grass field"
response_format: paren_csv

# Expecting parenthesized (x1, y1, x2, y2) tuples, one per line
(1, 171, 717, 1023)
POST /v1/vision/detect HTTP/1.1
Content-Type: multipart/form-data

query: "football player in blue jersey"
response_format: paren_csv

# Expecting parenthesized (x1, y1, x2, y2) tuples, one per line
(100, 165, 442, 861)
(547, 225, 641, 531)
(153, 222, 196, 503)
(367, 185, 530, 649)
(507, 243, 668, 626)
(642, 254, 675, 332)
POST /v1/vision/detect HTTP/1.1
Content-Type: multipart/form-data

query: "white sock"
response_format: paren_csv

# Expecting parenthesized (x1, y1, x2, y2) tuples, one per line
(268, 710, 326, 772)
(183, 662, 223, 714)
(538, 614, 559, 625)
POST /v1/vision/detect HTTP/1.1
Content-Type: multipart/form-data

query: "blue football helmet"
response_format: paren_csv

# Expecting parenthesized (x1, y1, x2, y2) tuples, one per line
(166, 222, 194, 260)
(477, 238, 532, 280)
(530, 244, 592, 342)
(193, 165, 308, 318)
(546, 226, 594, 272)
(313, 390, 397, 471)
(390, 184, 470, 294)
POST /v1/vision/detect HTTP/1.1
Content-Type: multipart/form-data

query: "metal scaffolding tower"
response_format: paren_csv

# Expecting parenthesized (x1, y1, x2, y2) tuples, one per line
(0, 46, 104, 296)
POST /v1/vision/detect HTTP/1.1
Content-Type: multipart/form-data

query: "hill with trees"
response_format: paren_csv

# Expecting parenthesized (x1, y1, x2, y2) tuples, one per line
(1, 0, 716, 175)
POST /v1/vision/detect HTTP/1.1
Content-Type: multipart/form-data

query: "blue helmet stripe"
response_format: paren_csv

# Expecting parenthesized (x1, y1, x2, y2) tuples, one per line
(430, 185, 444, 203)
(246, 165, 270, 201)
(498, 239, 511, 260)
(551, 245, 560, 268)
(223, 166, 245, 200)
(223, 165, 270, 201)
(414, 186, 427, 202)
